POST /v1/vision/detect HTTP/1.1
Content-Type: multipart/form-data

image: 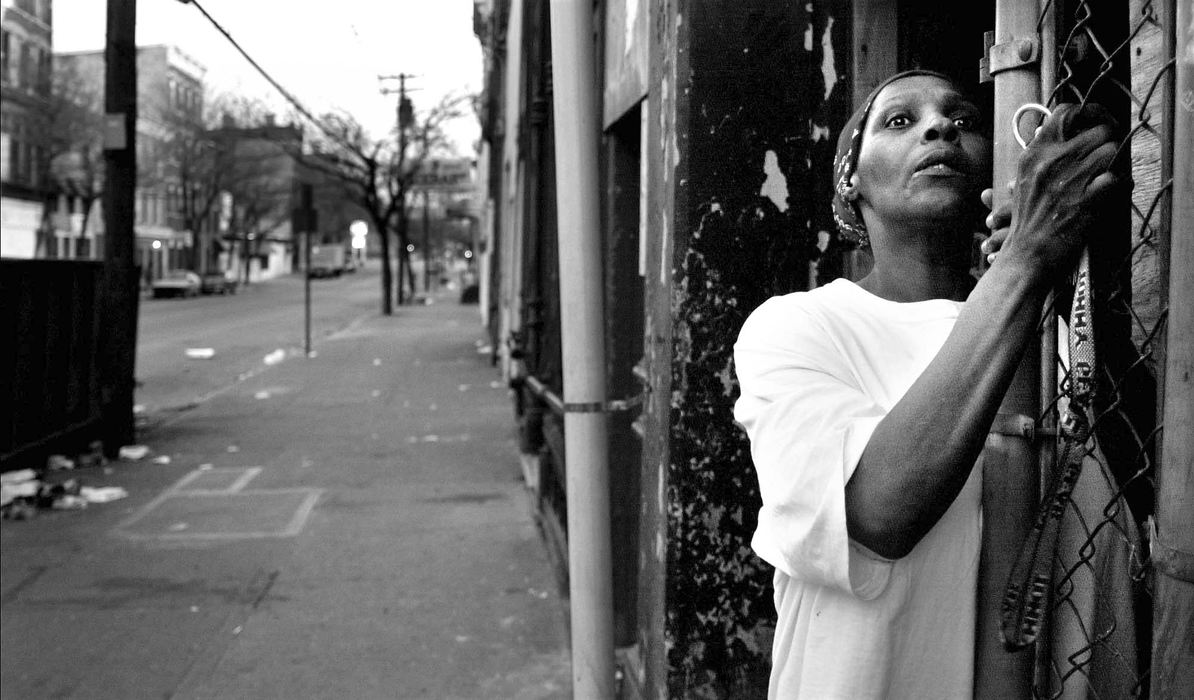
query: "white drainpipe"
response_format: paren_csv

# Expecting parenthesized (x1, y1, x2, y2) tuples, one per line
(548, 1, 615, 697)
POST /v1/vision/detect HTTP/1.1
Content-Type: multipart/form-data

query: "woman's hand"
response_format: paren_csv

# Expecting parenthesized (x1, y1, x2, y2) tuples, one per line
(994, 103, 1121, 281)
(980, 185, 1013, 264)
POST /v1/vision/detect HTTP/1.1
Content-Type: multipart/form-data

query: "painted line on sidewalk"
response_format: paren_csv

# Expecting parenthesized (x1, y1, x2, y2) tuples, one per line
(113, 467, 321, 541)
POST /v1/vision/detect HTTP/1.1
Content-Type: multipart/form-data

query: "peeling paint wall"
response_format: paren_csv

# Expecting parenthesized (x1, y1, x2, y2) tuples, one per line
(641, 1, 853, 697)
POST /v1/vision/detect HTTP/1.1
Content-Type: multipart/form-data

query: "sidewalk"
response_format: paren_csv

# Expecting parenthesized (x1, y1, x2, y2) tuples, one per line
(1, 291, 571, 699)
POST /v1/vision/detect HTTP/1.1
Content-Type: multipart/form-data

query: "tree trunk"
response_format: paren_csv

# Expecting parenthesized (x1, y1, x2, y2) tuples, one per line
(377, 217, 393, 315)
(242, 231, 252, 285)
(78, 199, 94, 258)
(396, 207, 409, 305)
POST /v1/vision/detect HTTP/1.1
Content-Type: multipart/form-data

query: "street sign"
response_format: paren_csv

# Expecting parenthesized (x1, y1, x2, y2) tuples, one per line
(411, 158, 474, 192)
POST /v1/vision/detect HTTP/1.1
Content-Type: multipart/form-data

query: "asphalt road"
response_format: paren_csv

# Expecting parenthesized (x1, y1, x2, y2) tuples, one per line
(136, 265, 382, 425)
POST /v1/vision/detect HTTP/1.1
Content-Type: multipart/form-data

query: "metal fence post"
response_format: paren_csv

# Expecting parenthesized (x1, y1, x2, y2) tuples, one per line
(975, 1, 1042, 697)
(1152, 1, 1194, 694)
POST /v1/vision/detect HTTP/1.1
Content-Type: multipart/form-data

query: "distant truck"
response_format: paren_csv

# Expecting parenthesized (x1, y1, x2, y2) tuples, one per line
(308, 245, 345, 278)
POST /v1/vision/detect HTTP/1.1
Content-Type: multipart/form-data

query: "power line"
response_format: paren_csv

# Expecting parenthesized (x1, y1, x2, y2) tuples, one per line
(175, 0, 345, 148)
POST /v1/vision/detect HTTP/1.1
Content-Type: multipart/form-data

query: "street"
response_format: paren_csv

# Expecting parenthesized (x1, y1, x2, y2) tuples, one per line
(136, 267, 379, 424)
(1, 273, 571, 699)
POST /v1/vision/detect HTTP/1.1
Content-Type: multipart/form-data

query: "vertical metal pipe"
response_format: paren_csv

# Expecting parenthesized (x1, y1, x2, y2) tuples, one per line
(302, 184, 313, 358)
(547, 1, 615, 697)
(975, 0, 1042, 697)
(1034, 2, 1059, 691)
(1152, 1, 1194, 695)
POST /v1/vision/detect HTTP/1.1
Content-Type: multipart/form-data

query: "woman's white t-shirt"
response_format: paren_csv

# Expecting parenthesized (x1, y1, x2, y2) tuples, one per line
(733, 278, 982, 700)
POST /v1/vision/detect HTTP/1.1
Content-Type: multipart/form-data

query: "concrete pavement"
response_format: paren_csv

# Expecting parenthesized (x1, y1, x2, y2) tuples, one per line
(1, 287, 571, 699)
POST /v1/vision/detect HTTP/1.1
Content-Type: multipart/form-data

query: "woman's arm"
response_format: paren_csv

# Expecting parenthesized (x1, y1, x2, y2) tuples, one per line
(846, 104, 1122, 559)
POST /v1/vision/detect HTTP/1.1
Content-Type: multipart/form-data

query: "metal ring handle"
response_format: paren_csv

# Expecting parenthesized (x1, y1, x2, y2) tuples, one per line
(1012, 103, 1052, 149)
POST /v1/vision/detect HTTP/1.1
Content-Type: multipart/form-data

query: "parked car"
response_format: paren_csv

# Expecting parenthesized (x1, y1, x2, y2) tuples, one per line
(151, 270, 201, 299)
(308, 245, 345, 278)
(200, 272, 239, 295)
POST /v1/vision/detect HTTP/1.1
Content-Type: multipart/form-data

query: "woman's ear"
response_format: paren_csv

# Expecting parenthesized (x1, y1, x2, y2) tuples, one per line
(842, 174, 861, 202)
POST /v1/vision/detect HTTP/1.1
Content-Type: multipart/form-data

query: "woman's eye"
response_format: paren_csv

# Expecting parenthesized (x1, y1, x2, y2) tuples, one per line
(885, 114, 910, 128)
(953, 116, 977, 130)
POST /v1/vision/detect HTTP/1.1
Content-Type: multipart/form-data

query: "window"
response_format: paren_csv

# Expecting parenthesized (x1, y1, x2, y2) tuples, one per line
(18, 42, 30, 89)
(8, 137, 20, 183)
(1, 31, 10, 85)
(36, 48, 49, 96)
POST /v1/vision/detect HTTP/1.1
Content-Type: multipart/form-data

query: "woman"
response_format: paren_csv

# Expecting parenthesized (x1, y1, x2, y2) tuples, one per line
(733, 71, 1120, 698)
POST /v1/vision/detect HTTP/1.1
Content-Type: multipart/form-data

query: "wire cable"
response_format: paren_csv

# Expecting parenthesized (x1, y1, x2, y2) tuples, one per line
(176, 0, 348, 148)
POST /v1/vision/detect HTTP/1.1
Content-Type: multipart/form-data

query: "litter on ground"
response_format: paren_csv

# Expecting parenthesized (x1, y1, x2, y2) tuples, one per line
(185, 348, 215, 359)
(118, 445, 150, 461)
(151, 455, 172, 465)
(263, 349, 286, 365)
(47, 455, 75, 470)
(80, 486, 128, 503)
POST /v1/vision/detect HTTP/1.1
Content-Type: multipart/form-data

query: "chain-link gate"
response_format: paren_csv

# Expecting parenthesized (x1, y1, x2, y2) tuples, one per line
(996, 1, 1177, 697)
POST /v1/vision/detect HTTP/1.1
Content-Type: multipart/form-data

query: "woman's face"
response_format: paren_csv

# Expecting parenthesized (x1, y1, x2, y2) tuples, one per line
(853, 75, 991, 231)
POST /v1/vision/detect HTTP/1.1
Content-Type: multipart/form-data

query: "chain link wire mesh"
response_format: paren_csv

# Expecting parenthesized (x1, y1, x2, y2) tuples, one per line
(1030, 0, 1173, 696)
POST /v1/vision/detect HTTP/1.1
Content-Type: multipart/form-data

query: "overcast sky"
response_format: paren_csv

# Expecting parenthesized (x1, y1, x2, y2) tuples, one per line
(52, 0, 483, 152)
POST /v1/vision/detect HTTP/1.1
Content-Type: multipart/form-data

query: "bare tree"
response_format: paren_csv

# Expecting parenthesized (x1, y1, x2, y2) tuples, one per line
(44, 59, 105, 257)
(300, 92, 469, 314)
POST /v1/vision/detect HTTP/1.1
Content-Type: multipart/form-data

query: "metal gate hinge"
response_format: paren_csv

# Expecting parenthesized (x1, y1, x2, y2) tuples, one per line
(980, 33, 1040, 84)
(989, 413, 1037, 440)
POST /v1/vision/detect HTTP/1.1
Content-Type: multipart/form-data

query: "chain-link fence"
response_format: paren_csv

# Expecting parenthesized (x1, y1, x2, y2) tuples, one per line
(1028, 0, 1174, 696)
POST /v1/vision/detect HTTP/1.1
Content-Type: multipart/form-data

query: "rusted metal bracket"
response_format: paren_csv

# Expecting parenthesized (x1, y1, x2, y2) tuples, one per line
(989, 413, 1061, 441)
(563, 392, 647, 414)
(1149, 517, 1194, 583)
(525, 374, 648, 415)
(980, 33, 1041, 84)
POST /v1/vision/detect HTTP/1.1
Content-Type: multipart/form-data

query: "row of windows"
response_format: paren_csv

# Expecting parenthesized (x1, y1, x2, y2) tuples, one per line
(3, 136, 45, 188)
(167, 77, 202, 117)
(0, 29, 52, 96)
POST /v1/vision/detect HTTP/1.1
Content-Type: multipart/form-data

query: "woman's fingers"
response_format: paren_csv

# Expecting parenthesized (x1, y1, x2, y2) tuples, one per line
(1078, 141, 1119, 185)
(981, 188, 993, 210)
(1086, 170, 1121, 200)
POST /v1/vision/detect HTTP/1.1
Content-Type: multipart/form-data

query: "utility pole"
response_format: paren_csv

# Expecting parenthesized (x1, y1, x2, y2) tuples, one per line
(100, 0, 138, 457)
(380, 73, 417, 305)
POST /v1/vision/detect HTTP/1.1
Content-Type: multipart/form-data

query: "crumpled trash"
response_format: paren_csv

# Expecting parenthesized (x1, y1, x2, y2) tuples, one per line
(263, 349, 286, 365)
(118, 445, 150, 461)
(51, 494, 88, 510)
(80, 486, 128, 503)
(76, 441, 107, 469)
(38, 478, 82, 509)
(151, 455, 171, 465)
(2, 498, 38, 520)
(2, 469, 38, 485)
(47, 454, 75, 470)
(1, 473, 40, 508)
(185, 348, 216, 359)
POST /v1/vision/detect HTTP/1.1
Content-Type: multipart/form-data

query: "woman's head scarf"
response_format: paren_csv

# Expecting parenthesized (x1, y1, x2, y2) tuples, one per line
(831, 69, 957, 247)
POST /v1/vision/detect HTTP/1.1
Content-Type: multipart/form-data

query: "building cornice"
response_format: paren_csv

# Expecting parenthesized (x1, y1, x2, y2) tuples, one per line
(1, 4, 52, 36)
